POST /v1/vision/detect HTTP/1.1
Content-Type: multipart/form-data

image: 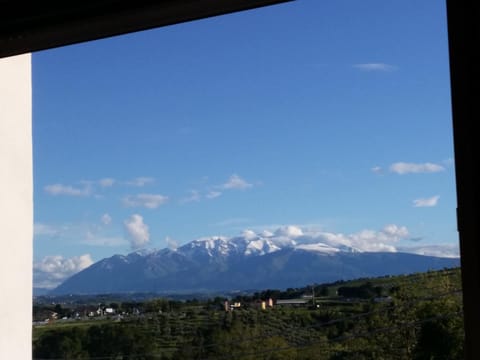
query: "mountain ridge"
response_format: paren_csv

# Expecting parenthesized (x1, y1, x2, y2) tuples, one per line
(51, 231, 460, 295)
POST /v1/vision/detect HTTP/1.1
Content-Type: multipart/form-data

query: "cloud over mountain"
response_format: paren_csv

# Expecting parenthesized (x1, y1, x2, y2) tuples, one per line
(50, 224, 460, 295)
(34, 254, 94, 289)
(124, 214, 150, 249)
(37, 224, 460, 291)
(398, 244, 459, 258)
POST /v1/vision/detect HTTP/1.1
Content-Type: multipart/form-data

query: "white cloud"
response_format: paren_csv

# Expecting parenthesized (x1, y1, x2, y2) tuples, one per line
(124, 214, 150, 249)
(101, 213, 112, 225)
(275, 225, 304, 238)
(261, 230, 274, 237)
(166, 236, 178, 250)
(389, 162, 445, 174)
(182, 174, 253, 203)
(34, 223, 60, 236)
(241, 229, 258, 240)
(206, 191, 222, 199)
(123, 193, 168, 209)
(99, 178, 115, 187)
(35, 220, 127, 247)
(398, 244, 459, 258)
(44, 183, 91, 196)
(371, 166, 383, 174)
(233, 224, 411, 254)
(343, 224, 408, 252)
(353, 63, 397, 72)
(126, 177, 155, 187)
(33, 254, 94, 289)
(84, 231, 127, 247)
(193, 224, 416, 255)
(382, 224, 409, 238)
(413, 195, 440, 207)
(222, 174, 253, 190)
(181, 190, 201, 203)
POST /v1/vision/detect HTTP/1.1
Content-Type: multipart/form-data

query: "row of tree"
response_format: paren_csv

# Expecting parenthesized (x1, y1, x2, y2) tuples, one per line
(33, 267, 464, 359)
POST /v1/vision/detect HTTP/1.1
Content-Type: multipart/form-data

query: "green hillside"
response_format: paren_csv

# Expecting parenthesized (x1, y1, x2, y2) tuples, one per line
(33, 267, 464, 359)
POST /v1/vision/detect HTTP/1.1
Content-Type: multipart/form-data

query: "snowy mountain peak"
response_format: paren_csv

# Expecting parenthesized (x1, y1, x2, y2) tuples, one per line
(50, 225, 460, 295)
(170, 229, 347, 259)
(244, 238, 281, 256)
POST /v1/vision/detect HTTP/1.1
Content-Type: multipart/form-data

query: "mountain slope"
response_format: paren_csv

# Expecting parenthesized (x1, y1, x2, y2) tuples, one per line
(51, 235, 460, 295)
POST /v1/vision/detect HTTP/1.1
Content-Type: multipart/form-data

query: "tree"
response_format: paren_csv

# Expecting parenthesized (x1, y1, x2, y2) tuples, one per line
(413, 300, 464, 359)
(33, 327, 88, 359)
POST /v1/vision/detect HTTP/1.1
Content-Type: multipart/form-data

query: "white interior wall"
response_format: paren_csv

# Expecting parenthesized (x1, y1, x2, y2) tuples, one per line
(0, 53, 32, 359)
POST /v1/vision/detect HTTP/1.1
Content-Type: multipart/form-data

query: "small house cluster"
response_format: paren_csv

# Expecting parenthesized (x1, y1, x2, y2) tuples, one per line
(224, 296, 315, 311)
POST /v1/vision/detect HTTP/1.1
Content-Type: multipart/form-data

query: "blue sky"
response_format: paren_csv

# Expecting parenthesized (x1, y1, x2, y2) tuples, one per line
(32, 0, 458, 288)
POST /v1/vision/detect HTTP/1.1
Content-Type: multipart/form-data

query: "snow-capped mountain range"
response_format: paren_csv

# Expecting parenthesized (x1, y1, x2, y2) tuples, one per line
(51, 226, 460, 295)
(175, 230, 349, 259)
